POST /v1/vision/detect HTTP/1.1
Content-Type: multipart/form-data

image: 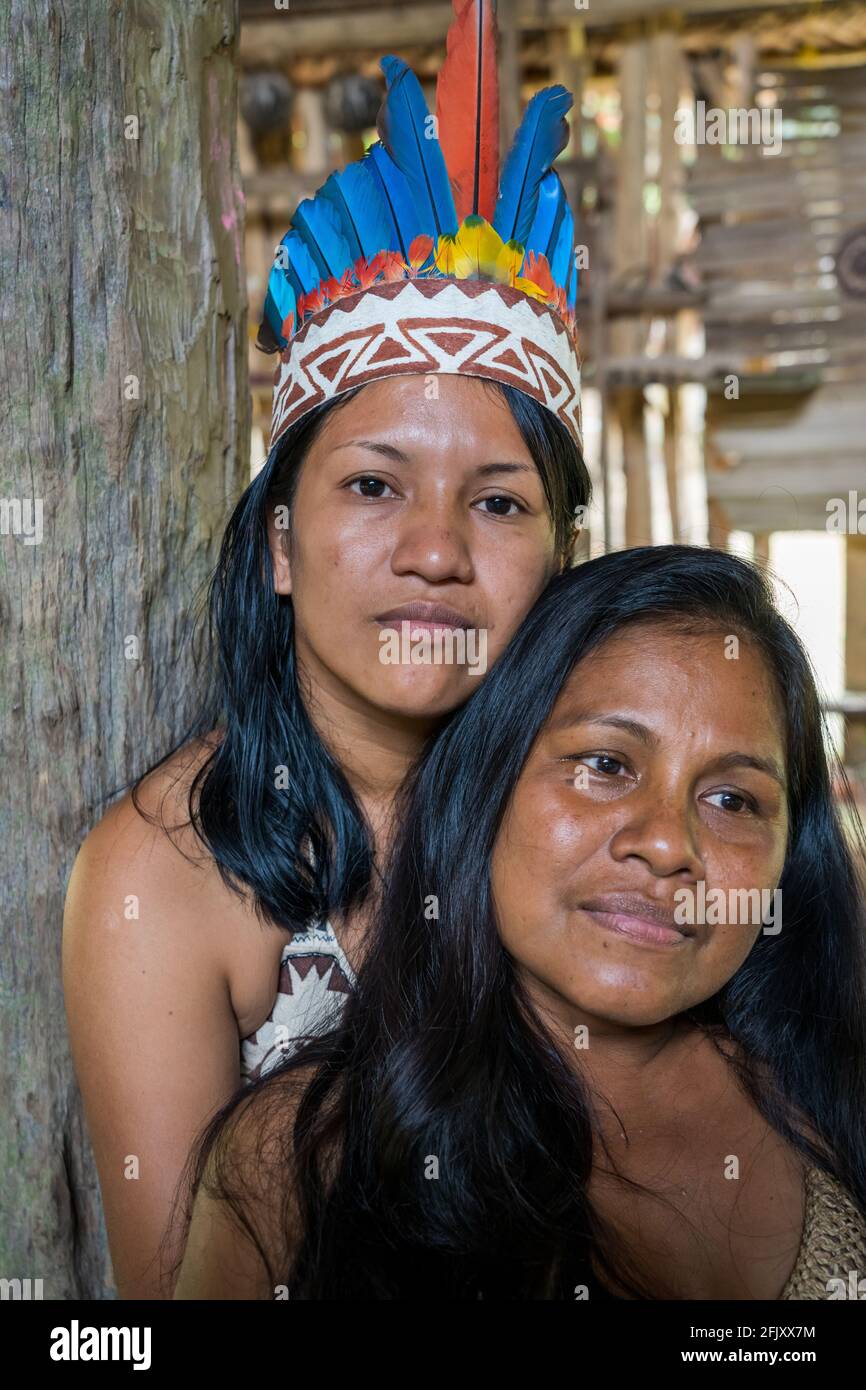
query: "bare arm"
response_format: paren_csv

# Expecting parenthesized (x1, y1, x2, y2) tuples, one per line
(172, 1180, 277, 1300)
(172, 1093, 284, 1300)
(62, 774, 246, 1299)
(173, 1073, 310, 1300)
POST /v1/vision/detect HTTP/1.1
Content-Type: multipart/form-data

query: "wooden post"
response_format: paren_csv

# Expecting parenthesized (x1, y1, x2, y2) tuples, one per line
(651, 24, 685, 542)
(663, 385, 682, 542)
(592, 236, 613, 552)
(707, 498, 732, 553)
(295, 86, 330, 176)
(612, 32, 651, 548)
(0, 0, 247, 1295)
(498, 0, 522, 157)
(553, 20, 588, 168)
(618, 385, 652, 547)
(845, 536, 866, 767)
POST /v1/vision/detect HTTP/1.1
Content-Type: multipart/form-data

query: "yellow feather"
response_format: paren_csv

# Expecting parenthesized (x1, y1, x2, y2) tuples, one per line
(495, 240, 526, 287)
(434, 234, 473, 277)
(455, 217, 506, 279)
(513, 276, 549, 302)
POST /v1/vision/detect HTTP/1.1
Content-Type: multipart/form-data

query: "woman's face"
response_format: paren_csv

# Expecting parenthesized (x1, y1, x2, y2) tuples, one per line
(270, 375, 564, 722)
(491, 622, 790, 1032)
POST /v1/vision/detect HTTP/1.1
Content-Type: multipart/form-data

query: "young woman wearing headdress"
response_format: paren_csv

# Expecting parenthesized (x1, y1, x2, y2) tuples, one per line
(63, 1, 589, 1299)
(172, 545, 866, 1300)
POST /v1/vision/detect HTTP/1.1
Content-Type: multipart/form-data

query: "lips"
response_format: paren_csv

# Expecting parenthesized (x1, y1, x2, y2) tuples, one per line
(580, 892, 695, 947)
(374, 601, 474, 631)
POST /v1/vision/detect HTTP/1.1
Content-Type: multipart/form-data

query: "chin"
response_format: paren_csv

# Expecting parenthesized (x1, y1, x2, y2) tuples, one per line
(533, 969, 690, 1031)
(368, 668, 478, 719)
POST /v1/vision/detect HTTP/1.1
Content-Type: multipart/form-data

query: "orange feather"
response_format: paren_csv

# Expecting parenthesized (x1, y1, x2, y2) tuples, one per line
(435, 0, 500, 222)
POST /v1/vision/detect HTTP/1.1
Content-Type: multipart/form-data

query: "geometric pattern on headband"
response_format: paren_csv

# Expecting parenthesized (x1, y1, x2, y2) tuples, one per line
(270, 277, 582, 451)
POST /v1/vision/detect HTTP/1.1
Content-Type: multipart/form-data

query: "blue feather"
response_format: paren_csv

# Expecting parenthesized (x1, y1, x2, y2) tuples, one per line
(525, 171, 566, 263)
(319, 163, 395, 263)
(261, 268, 296, 349)
(377, 55, 458, 240)
(549, 202, 574, 289)
(279, 231, 321, 297)
(493, 86, 573, 247)
(291, 196, 353, 281)
(365, 141, 427, 260)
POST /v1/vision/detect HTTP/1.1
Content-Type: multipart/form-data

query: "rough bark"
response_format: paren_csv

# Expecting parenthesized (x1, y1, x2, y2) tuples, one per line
(0, 0, 248, 1298)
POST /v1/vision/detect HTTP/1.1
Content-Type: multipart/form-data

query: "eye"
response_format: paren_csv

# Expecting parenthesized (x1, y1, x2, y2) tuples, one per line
(475, 495, 526, 517)
(564, 753, 629, 779)
(705, 789, 756, 815)
(347, 476, 397, 499)
(581, 754, 626, 777)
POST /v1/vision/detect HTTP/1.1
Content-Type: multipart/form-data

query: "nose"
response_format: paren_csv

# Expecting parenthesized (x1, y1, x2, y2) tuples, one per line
(389, 496, 475, 585)
(608, 787, 704, 880)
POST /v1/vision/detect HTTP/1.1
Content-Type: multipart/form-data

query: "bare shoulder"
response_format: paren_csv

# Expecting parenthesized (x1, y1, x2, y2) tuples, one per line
(72, 732, 223, 884)
(64, 731, 258, 958)
(174, 1063, 323, 1300)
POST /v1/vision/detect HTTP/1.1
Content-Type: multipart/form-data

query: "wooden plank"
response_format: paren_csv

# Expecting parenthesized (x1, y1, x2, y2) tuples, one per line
(707, 459, 866, 493)
(239, 0, 834, 60)
(707, 496, 852, 531)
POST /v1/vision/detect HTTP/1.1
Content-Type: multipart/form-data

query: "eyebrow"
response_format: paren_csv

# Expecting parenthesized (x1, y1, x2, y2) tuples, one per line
(551, 712, 656, 745)
(550, 712, 786, 786)
(336, 439, 408, 463)
(711, 751, 786, 787)
(334, 440, 535, 477)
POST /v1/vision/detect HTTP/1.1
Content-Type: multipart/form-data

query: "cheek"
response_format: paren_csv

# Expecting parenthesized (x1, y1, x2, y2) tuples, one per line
(476, 543, 555, 633)
(702, 828, 788, 902)
(291, 522, 377, 620)
(493, 785, 599, 907)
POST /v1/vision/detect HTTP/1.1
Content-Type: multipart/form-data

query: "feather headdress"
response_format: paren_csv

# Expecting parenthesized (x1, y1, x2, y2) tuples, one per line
(259, 0, 581, 451)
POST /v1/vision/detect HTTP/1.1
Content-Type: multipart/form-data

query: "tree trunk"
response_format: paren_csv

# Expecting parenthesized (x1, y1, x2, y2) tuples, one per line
(0, 0, 248, 1298)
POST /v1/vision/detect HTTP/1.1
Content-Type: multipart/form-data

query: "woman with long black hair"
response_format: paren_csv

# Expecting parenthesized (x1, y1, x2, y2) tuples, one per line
(173, 545, 866, 1299)
(62, 2, 589, 1298)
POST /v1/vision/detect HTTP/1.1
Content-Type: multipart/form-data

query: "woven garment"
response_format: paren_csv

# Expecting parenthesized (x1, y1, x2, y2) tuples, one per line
(780, 1163, 866, 1299)
(239, 924, 355, 1086)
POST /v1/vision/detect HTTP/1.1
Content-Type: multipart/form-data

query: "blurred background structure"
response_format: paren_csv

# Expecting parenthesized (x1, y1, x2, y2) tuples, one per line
(238, 0, 866, 799)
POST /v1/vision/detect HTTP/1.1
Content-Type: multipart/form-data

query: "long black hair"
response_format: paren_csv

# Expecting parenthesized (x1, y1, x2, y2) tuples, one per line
(174, 543, 866, 1300)
(132, 380, 591, 934)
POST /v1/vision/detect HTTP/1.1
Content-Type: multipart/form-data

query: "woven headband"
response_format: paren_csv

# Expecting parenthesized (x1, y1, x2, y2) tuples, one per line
(257, 0, 582, 451)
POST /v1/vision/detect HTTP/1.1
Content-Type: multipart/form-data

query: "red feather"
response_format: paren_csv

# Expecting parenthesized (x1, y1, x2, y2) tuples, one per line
(436, 0, 500, 222)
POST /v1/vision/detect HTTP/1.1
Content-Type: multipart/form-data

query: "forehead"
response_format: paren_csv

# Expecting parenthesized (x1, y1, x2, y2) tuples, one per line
(310, 375, 535, 458)
(547, 621, 787, 754)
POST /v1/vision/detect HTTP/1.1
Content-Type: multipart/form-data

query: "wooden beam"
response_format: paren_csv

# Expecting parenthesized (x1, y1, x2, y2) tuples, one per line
(240, 1, 833, 61)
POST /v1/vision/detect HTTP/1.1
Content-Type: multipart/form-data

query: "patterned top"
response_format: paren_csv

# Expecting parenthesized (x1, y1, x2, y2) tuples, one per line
(239, 922, 355, 1086)
(780, 1162, 866, 1300)
(239, 962, 866, 1298)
